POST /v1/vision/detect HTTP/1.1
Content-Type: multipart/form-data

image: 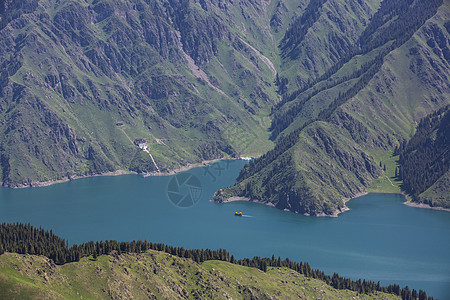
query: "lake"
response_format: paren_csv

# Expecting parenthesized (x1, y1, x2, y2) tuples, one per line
(0, 159, 449, 299)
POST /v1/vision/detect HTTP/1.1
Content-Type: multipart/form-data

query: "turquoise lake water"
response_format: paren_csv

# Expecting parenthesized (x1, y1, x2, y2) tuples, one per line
(0, 159, 449, 299)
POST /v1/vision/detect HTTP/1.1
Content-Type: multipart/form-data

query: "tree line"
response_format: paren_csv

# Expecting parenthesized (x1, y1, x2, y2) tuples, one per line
(358, 0, 442, 53)
(238, 0, 444, 184)
(394, 105, 449, 205)
(0, 222, 434, 300)
(270, 0, 443, 140)
(280, 0, 327, 60)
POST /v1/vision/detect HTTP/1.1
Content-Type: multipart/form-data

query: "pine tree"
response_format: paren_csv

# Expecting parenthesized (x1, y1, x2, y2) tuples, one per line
(262, 261, 267, 272)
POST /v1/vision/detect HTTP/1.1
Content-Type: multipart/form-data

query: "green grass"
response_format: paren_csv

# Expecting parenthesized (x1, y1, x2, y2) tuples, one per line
(1, 0, 288, 186)
(0, 252, 400, 300)
(367, 152, 402, 194)
(418, 170, 450, 208)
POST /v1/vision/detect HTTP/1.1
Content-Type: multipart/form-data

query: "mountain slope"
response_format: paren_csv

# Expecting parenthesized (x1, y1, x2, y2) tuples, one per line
(0, 251, 402, 300)
(216, 0, 450, 215)
(0, 0, 279, 187)
(397, 105, 450, 209)
(1, 0, 449, 215)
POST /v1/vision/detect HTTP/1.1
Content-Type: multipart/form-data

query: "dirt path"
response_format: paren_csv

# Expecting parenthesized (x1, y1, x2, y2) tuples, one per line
(384, 175, 395, 187)
(120, 128, 133, 143)
(119, 127, 160, 172)
(144, 149, 160, 172)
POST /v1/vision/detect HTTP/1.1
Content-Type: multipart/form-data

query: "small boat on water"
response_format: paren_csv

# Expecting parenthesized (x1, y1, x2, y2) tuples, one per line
(234, 212, 243, 216)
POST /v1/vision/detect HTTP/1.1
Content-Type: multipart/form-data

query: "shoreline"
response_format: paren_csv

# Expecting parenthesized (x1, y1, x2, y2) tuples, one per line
(1, 170, 135, 189)
(215, 192, 372, 218)
(333, 191, 369, 217)
(144, 158, 237, 177)
(403, 201, 450, 212)
(5, 165, 449, 215)
(215, 190, 450, 217)
(213, 196, 276, 208)
(1, 158, 238, 189)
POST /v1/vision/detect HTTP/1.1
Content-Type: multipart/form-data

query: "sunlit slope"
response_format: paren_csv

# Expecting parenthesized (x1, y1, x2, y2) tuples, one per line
(0, 0, 280, 187)
(218, 1, 449, 215)
(0, 251, 400, 300)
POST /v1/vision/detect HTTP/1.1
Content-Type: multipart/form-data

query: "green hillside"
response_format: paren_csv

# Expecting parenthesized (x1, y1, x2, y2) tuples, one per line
(0, 223, 431, 299)
(0, 0, 280, 187)
(396, 105, 450, 209)
(1, 0, 449, 214)
(217, 0, 450, 215)
(0, 251, 401, 300)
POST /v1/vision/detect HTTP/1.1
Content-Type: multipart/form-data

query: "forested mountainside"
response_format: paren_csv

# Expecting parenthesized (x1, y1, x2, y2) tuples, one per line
(1, 0, 449, 214)
(0, 223, 429, 299)
(0, 0, 282, 187)
(216, 0, 450, 216)
(395, 105, 450, 209)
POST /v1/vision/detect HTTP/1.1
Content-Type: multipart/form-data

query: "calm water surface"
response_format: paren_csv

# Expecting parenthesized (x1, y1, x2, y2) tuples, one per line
(0, 160, 449, 299)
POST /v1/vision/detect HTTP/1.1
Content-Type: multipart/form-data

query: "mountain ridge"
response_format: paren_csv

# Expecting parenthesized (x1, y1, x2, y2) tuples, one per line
(0, 0, 281, 187)
(0, 0, 449, 215)
(0, 251, 403, 300)
(0, 223, 426, 299)
(215, 0, 450, 216)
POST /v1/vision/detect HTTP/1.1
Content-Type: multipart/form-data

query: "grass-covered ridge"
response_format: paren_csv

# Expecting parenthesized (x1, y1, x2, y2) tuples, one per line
(0, 223, 433, 299)
(217, 0, 450, 215)
(0, 252, 404, 300)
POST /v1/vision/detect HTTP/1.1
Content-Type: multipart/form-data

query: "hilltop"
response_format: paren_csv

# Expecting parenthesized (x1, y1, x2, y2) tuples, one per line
(0, 251, 405, 300)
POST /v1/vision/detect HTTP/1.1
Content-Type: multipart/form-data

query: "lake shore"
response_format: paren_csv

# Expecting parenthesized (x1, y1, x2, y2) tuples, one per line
(403, 201, 450, 212)
(144, 158, 236, 177)
(328, 191, 369, 217)
(214, 196, 276, 207)
(214, 191, 371, 218)
(1, 158, 238, 189)
(1, 170, 135, 189)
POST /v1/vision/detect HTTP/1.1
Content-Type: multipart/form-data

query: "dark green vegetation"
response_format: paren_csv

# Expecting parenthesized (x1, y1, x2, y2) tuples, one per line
(1, 0, 449, 214)
(0, 0, 280, 187)
(395, 105, 450, 208)
(0, 253, 401, 300)
(216, 0, 450, 215)
(0, 223, 433, 299)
